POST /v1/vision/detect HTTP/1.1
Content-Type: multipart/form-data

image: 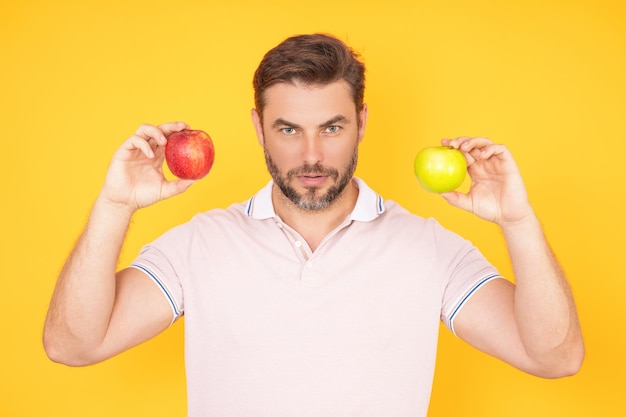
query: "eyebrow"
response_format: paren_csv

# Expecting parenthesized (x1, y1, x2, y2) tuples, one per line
(271, 115, 350, 129)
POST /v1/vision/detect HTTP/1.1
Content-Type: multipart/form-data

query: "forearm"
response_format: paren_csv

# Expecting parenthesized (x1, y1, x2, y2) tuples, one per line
(43, 195, 134, 364)
(502, 213, 584, 374)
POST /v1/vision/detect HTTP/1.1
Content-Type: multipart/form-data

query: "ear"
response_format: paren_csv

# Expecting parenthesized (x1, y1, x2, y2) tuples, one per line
(357, 103, 368, 144)
(251, 108, 265, 147)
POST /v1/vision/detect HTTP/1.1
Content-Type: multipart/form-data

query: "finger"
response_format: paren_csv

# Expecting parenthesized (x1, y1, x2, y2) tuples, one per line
(158, 121, 190, 138)
(134, 123, 169, 146)
(467, 147, 483, 164)
(123, 134, 156, 158)
(458, 137, 494, 153)
(442, 137, 479, 165)
(476, 143, 508, 160)
(440, 190, 473, 212)
(161, 179, 195, 199)
(442, 136, 472, 149)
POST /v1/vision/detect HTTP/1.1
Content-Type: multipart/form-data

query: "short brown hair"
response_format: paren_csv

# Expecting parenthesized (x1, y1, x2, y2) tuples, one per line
(253, 33, 366, 117)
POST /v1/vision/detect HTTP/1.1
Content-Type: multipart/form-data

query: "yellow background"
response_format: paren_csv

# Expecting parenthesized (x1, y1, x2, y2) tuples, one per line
(1, 0, 625, 415)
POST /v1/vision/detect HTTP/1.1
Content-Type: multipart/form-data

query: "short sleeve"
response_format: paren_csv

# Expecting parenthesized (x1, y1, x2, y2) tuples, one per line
(432, 220, 503, 335)
(130, 240, 186, 324)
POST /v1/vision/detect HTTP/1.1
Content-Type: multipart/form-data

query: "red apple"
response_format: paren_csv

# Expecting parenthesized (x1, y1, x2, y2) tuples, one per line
(414, 146, 467, 193)
(165, 129, 215, 180)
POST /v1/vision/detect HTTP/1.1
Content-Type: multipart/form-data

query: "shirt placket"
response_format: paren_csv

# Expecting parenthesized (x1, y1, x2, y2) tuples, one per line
(274, 216, 353, 286)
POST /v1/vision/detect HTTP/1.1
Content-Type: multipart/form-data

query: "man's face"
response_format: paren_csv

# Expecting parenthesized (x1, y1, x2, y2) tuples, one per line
(252, 80, 368, 211)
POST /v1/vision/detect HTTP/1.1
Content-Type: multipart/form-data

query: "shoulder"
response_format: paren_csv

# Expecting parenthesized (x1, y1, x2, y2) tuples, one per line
(371, 199, 474, 253)
(378, 199, 439, 232)
(150, 200, 252, 245)
(191, 201, 250, 227)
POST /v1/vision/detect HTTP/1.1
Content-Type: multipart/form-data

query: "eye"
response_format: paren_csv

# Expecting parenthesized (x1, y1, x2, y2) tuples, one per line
(325, 125, 341, 134)
(281, 127, 297, 135)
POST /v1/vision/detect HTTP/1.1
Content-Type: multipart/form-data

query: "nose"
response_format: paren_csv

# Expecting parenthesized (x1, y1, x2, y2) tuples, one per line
(301, 133, 323, 166)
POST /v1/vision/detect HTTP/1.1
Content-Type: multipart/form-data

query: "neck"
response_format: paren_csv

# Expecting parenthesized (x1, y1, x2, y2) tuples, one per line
(272, 179, 359, 251)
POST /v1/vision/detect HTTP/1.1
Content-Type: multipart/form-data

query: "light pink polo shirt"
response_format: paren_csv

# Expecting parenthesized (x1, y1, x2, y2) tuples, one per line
(131, 178, 500, 417)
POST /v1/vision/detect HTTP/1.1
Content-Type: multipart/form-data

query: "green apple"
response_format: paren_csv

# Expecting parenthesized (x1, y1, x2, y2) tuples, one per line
(413, 146, 467, 193)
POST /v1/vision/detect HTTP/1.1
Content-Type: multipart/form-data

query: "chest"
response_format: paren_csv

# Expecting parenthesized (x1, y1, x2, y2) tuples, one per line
(182, 227, 443, 348)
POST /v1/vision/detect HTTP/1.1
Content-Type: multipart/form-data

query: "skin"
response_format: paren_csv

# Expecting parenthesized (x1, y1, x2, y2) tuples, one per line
(43, 80, 583, 378)
(440, 137, 584, 377)
(251, 80, 367, 250)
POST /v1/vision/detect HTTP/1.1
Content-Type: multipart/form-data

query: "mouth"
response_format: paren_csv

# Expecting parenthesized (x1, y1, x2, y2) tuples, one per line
(297, 174, 329, 187)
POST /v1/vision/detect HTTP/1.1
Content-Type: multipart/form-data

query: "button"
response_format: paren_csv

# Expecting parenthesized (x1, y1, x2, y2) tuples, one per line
(294, 240, 302, 248)
(306, 262, 313, 269)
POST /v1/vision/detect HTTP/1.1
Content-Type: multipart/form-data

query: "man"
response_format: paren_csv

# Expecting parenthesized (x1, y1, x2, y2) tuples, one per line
(43, 34, 584, 416)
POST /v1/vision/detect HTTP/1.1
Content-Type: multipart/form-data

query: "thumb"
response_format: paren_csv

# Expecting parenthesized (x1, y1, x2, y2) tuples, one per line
(161, 179, 195, 199)
(440, 191, 472, 212)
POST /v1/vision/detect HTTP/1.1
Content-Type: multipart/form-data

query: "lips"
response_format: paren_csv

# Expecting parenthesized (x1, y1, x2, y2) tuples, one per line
(289, 162, 337, 177)
(298, 174, 328, 187)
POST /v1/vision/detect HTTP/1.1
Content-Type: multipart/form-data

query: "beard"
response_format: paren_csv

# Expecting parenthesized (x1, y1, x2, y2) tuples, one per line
(264, 145, 358, 211)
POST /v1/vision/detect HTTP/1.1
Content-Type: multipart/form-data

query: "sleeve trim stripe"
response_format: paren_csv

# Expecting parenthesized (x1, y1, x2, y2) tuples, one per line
(448, 273, 502, 336)
(129, 264, 182, 322)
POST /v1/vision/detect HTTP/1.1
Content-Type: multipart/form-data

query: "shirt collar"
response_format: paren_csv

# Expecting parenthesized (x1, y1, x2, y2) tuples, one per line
(245, 180, 275, 219)
(245, 177, 385, 221)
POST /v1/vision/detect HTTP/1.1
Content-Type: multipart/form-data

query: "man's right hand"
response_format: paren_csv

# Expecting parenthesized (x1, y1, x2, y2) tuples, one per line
(100, 122, 196, 213)
(43, 122, 191, 366)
